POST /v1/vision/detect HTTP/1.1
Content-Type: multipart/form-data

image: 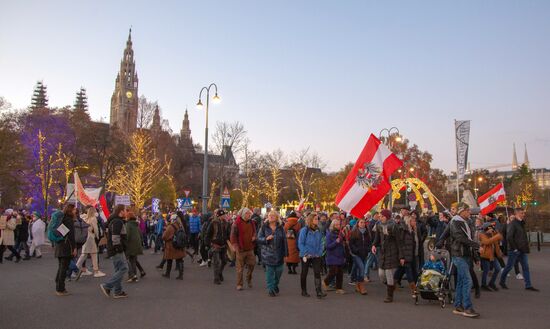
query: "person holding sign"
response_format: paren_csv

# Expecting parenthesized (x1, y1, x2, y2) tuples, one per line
(54, 204, 77, 296)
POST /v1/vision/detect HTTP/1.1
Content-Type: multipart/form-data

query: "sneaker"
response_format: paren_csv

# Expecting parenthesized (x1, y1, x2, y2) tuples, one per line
(268, 290, 276, 297)
(348, 281, 356, 286)
(335, 289, 346, 295)
(488, 283, 499, 291)
(481, 285, 493, 292)
(55, 290, 70, 296)
(199, 261, 208, 267)
(100, 284, 111, 297)
(499, 282, 509, 290)
(126, 276, 138, 283)
(453, 307, 465, 315)
(516, 273, 524, 280)
(94, 271, 106, 278)
(462, 309, 480, 318)
(82, 269, 93, 276)
(525, 287, 540, 292)
(236, 285, 243, 291)
(113, 291, 128, 299)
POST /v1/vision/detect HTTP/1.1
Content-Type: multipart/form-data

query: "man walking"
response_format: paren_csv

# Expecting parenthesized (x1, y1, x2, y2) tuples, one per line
(206, 209, 231, 284)
(231, 207, 257, 291)
(100, 205, 129, 299)
(450, 203, 480, 318)
(499, 208, 539, 292)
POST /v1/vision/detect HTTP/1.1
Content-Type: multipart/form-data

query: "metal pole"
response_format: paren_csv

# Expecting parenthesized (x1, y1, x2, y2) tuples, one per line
(202, 90, 210, 215)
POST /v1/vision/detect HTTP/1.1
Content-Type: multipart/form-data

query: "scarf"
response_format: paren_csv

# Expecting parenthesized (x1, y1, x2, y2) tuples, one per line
(451, 215, 472, 240)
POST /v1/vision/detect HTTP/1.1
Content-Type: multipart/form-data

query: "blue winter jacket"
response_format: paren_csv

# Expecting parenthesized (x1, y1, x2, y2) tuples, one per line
(257, 223, 288, 266)
(189, 215, 201, 234)
(325, 230, 346, 266)
(155, 218, 165, 235)
(298, 227, 324, 258)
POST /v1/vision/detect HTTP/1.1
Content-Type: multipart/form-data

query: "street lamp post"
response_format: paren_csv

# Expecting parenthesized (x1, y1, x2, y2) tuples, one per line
(378, 127, 401, 211)
(196, 83, 221, 215)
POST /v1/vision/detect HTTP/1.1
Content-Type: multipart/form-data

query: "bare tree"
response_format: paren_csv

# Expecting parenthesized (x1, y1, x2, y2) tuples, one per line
(290, 147, 325, 201)
(137, 95, 157, 129)
(259, 149, 286, 206)
(0, 97, 11, 111)
(238, 139, 261, 208)
(211, 121, 248, 199)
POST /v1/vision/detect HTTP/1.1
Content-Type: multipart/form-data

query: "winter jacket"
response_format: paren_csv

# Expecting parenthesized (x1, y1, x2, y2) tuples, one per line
(479, 231, 503, 261)
(349, 227, 371, 260)
(125, 219, 144, 257)
(325, 230, 346, 266)
(507, 220, 530, 253)
(189, 215, 201, 234)
(297, 226, 324, 258)
(155, 218, 165, 235)
(257, 223, 288, 266)
(18, 218, 29, 243)
(0, 216, 17, 246)
(163, 221, 186, 260)
(30, 219, 46, 246)
(284, 217, 301, 264)
(449, 215, 479, 258)
(107, 216, 127, 257)
(54, 215, 76, 258)
(373, 220, 401, 270)
(206, 218, 231, 248)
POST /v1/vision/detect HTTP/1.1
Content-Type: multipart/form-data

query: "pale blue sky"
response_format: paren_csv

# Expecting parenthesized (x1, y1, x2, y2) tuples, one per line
(1, 0, 549, 172)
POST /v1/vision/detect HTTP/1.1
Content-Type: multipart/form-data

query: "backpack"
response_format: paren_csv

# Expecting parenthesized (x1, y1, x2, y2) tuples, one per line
(286, 224, 299, 240)
(172, 224, 188, 250)
(74, 218, 89, 244)
(47, 211, 65, 243)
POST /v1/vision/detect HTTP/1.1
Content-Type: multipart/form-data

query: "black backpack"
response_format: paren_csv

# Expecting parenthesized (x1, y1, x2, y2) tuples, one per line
(74, 218, 89, 244)
(172, 224, 188, 250)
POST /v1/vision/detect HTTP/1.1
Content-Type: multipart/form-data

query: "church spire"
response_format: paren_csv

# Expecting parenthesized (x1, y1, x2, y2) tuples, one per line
(74, 87, 88, 113)
(524, 143, 530, 168)
(151, 104, 161, 131)
(180, 107, 193, 146)
(31, 81, 48, 111)
(512, 143, 518, 170)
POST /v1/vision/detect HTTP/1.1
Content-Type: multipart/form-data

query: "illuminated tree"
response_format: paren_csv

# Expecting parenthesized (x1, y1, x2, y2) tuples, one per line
(509, 164, 536, 208)
(259, 149, 286, 206)
(107, 130, 165, 208)
(290, 147, 324, 201)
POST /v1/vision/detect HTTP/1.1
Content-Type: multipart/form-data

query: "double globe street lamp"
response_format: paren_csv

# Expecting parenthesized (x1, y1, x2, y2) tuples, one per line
(196, 83, 221, 215)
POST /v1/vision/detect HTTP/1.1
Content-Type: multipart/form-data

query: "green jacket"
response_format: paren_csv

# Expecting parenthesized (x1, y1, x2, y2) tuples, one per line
(125, 220, 143, 256)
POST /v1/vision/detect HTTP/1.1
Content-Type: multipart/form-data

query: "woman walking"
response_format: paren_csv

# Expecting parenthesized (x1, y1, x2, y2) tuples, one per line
(283, 211, 301, 274)
(257, 211, 288, 297)
(29, 212, 46, 259)
(298, 212, 326, 298)
(162, 215, 186, 280)
(0, 209, 21, 263)
(372, 209, 401, 303)
(54, 205, 77, 296)
(75, 207, 106, 279)
(126, 209, 146, 282)
(349, 218, 371, 295)
(323, 218, 347, 295)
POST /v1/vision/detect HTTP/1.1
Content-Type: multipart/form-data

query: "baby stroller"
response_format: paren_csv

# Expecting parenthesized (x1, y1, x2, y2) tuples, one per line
(414, 248, 454, 308)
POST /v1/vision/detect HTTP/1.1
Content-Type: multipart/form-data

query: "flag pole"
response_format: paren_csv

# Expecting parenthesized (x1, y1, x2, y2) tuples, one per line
(501, 177, 510, 223)
(455, 120, 460, 204)
(74, 170, 79, 211)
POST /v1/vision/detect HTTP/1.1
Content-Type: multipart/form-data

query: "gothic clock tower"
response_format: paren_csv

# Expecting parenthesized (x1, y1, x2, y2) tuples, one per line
(110, 29, 138, 133)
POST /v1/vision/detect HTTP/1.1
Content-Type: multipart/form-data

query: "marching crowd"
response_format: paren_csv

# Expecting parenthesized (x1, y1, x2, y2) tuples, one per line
(0, 202, 540, 319)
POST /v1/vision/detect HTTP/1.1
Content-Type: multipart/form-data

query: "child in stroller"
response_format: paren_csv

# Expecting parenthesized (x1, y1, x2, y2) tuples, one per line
(414, 249, 453, 308)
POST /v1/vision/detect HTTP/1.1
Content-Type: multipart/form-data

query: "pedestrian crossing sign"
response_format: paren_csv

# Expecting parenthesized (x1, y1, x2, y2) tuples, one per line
(221, 197, 230, 209)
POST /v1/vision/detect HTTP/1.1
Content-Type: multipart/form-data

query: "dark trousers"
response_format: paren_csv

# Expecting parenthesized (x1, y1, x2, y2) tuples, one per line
(1, 245, 21, 260)
(15, 241, 30, 257)
(300, 257, 322, 291)
(56, 257, 71, 292)
(212, 248, 227, 282)
(189, 233, 199, 255)
(468, 259, 480, 293)
(395, 260, 418, 284)
(200, 239, 209, 262)
(127, 255, 145, 277)
(324, 265, 344, 289)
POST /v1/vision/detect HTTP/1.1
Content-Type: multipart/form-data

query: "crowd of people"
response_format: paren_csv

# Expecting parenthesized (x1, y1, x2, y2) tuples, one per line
(0, 201, 541, 319)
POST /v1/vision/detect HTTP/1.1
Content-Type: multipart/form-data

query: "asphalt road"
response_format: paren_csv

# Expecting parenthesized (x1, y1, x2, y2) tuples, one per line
(1, 247, 549, 329)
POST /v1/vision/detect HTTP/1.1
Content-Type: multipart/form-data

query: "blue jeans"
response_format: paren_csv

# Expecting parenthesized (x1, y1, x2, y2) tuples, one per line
(103, 253, 128, 294)
(481, 258, 501, 286)
(364, 251, 378, 278)
(500, 250, 532, 288)
(265, 264, 284, 293)
(351, 255, 367, 282)
(452, 256, 473, 310)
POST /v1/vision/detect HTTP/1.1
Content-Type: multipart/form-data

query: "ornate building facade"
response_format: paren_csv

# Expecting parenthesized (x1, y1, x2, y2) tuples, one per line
(109, 29, 139, 133)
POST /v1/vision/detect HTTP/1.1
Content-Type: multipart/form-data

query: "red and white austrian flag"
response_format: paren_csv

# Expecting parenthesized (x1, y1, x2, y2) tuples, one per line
(478, 183, 506, 215)
(335, 134, 403, 218)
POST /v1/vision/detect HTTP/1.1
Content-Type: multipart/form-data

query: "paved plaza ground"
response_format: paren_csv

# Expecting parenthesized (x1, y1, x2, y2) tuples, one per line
(1, 246, 549, 329)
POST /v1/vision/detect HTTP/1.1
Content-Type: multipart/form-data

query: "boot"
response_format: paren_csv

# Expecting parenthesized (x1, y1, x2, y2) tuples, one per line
(356, 282, 367, 295)
(163, 261, 172, 279)
(176, 262, 183, 280)
(384, 285, 395, 303)
(315, 278, 327, 299)
(409, 282, 417, 298)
